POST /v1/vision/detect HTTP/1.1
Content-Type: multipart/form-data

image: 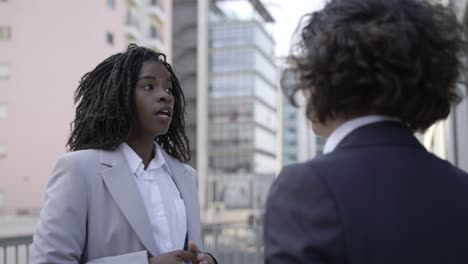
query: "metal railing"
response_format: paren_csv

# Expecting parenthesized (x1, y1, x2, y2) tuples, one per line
(202, 222, 264, 264)
(0, 235, 32, 264)
(0, 223, 264, 264)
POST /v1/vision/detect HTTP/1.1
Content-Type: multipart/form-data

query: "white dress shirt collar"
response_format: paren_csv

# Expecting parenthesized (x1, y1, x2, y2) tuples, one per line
(120, 142, 169, 179)
(323, 115, 400, 154)
(120, 142, 186, 253)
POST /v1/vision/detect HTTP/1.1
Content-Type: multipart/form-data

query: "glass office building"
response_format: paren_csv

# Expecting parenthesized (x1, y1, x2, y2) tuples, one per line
(209, 17, 277, 209)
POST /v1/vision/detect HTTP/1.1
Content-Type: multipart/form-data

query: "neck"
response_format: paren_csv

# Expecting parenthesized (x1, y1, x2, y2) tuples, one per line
(126, 137, 155, 169)
(313, 118, 347, 137)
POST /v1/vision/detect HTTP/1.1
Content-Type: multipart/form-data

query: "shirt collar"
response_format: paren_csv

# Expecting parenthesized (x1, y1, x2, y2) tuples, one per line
(120, 142, 168, 178)
(323, 115, 400, 154)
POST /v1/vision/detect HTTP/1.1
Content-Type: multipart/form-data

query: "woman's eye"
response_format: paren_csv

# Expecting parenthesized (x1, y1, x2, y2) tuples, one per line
(143, 84, 153, 91)
(165, 87, 173, 93)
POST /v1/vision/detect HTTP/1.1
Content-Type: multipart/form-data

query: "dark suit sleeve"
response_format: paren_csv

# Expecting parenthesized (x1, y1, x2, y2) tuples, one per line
(264, 164, 345, 264)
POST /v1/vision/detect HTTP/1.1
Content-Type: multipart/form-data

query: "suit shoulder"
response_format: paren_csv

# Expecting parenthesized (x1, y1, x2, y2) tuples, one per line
(278, 157, 331, 181)
(183, 163, 197, 175)
(58, 149, 100, 161)
(53, 149, 101, 172)
(274, 161, 329, 196)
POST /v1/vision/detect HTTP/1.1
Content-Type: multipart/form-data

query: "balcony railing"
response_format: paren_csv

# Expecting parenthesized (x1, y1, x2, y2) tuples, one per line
(202, 222, 264, 264)
(0, 235, 32, 264)
(0, 223, 264, 264)
(146, 0, 166, 24)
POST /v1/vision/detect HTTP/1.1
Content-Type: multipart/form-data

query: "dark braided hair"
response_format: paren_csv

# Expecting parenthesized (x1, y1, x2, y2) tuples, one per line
(67, 44, 191, 163)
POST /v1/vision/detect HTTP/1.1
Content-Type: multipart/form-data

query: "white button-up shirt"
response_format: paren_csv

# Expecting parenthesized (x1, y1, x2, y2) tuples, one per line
(323, 115, 400, 154)
(120, 143, 187, 254)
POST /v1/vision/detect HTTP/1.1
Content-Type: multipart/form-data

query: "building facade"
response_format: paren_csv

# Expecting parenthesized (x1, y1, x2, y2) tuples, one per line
(172, 0, 277, 213)
(279, 67, 324, 168)
(209, 10, 277, 210)
(0, 0, 173, 215)
(423, 0, 468, 172)
(125, 0, 173, 61)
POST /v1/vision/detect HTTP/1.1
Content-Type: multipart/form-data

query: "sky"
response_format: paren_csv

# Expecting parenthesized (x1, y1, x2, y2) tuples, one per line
(267, 0, 328, 56)
(220, 0, 328, 56)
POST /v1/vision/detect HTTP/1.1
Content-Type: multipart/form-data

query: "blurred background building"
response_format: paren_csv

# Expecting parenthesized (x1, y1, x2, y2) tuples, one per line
(125, 0, 173, 60)
(173, 0, 278, 220)
(424, 0, 468, 172)
(279, 66, 324, 168)
(0, 0, 174, 216)
(208, 4, 277, 213)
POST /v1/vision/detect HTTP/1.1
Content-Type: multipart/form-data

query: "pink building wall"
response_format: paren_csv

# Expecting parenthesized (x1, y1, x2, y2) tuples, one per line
(0, 0, 128, 214)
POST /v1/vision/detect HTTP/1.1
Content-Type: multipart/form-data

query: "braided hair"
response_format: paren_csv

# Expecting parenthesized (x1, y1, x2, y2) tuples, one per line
(67, 44, 191, 163)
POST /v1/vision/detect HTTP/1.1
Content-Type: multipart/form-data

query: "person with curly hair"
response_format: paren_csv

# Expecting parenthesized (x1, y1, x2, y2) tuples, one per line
(31, 44, 217, 264)
(264, 0, 468, 263)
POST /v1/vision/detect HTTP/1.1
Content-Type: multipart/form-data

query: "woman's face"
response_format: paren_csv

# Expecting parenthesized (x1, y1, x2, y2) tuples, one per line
(133, 61, 175, 139)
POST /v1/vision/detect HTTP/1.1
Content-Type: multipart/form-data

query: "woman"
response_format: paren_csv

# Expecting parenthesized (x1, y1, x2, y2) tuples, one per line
(32, 44, 217, 264)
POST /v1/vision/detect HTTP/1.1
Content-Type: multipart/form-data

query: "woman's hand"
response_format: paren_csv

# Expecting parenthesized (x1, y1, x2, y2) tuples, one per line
(188, 241, 216, 264)
(148, 250, 198, 264)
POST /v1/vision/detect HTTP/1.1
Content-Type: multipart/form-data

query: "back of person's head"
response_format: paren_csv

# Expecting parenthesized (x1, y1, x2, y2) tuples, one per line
(288, 0, 466, 131)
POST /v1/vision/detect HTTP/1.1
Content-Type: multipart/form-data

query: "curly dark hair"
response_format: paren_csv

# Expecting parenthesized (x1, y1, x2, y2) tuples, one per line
(67, 44, 190, 163)
(287, 0, 466, 131)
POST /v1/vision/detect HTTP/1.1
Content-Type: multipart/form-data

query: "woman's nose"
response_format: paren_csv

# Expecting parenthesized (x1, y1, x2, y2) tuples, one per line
(157, 90, 173, 103)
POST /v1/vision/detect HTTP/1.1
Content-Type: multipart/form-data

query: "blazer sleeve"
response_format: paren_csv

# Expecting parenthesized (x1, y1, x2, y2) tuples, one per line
(86, 251, 149, 264)
(183, 164, 219, 264)
(31, 155, 88, 264)
(264, 164, 345, 264)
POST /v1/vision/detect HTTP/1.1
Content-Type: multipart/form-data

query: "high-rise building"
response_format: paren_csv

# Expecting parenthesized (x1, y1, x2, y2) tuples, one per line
(279, 66, 324, 168)
(172, 0, 200, 169)
(125, 0, 173, 60)
(208, 3, 277, 210)
(0, 0, 173, 215)
(172, 0, 277, 214)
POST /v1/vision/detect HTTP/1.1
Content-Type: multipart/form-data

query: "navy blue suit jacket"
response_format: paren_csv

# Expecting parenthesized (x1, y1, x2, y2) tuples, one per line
(264, 122, 468, 264)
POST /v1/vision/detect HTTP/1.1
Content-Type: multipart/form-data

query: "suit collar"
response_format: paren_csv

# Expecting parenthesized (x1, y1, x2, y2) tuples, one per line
(159, 150, 202, 248)
(335, 121, 425, 151)
(99, 148, 160, 256)
(99, 146, 191, 255)
(159, 150, 193, 238)
(323, 115, 400, 154)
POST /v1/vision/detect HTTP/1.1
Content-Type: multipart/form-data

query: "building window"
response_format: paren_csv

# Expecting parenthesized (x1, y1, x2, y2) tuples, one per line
(0, 26, 11, 41)
(0, 65, 10, 79)
(107, 0, 115, 9)
(0, 143, 7, 158)
(0, 104, 7, 119)
(106, 31, 114, 45)
(149, 25, 160, 39)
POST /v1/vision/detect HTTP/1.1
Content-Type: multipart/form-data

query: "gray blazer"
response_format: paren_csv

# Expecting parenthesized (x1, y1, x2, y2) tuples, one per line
(31, 147, 203, 264)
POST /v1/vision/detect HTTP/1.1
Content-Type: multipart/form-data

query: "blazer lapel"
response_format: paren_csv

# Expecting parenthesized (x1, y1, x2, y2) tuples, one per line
(162, 151, 189, 200)
(161, 151, 201, 246)
(162, 150, 190, 209)
(99, 149, 159, 257)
